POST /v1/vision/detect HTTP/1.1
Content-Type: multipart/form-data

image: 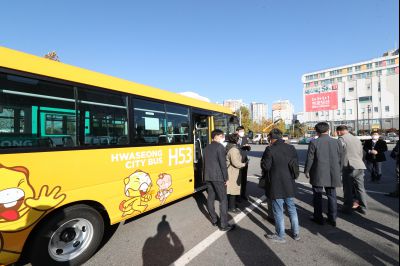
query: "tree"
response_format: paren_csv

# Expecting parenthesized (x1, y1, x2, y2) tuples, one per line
(44, 51, 60, 61)
(235, 106, 251, 132)
(293, 120, 307, 138)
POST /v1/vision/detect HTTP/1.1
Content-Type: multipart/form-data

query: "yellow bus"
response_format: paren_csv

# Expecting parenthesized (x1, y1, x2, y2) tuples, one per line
(0, 47, 238, 265)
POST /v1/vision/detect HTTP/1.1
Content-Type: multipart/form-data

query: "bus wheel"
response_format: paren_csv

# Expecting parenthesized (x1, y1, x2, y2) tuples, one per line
(29, 204, 104, 266)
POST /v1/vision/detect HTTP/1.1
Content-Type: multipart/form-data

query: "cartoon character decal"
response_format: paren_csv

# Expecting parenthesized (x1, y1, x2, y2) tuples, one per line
(156, 173, 173, 205)
(119, 170, 153, 217)
(0, 164, 66, 263)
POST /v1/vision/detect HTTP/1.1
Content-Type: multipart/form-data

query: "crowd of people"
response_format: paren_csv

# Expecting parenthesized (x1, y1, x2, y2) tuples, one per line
(203, 123, 399, 243)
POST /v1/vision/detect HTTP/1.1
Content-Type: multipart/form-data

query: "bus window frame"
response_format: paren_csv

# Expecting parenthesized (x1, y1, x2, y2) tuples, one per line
(0, 68, 233, 154)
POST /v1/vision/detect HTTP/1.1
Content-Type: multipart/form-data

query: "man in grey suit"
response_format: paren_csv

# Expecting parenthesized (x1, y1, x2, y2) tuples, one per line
(336, 125, 368, 214)
(305, 122, 343, 227)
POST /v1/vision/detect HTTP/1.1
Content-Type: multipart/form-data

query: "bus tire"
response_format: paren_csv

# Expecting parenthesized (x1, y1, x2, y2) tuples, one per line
(28, 204, 104, 266)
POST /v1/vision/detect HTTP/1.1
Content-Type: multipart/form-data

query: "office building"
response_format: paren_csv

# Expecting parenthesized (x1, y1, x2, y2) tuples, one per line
(302, 49, 399, 132)
(250, 102, 268, 124)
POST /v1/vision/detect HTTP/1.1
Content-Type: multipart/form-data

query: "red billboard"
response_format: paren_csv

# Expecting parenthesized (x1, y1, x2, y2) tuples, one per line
(305, 91, 338, 112)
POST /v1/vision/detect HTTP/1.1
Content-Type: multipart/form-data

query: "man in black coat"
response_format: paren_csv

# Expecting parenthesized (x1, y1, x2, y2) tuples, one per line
(386, 140, 399, 197)
(305, 122, 343, 227)
(363, 131, 388, 183)
(236, 126, 251, 200)
(261, 129, 300, 243)
(204, 129, 234, 231)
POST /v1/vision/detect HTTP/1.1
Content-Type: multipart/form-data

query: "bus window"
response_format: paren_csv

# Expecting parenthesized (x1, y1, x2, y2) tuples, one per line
(214, 114, 229, 134)
(78, 89, 128, 146)
(165, 104, 190, 144)
(228, 115, 240, 133)
(133, 98, 167, 144)
(0, 73, 76, 149)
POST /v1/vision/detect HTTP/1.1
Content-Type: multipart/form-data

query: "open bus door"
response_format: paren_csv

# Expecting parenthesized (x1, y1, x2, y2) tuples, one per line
(192, 112, 211, 189)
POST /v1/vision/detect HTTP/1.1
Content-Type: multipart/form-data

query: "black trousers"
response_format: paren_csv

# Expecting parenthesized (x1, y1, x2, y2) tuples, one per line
(312, 186, 337, 222)
(206, 181, 228, 227)
(240, 164, 249, 197)
(228, 195, 238, 209)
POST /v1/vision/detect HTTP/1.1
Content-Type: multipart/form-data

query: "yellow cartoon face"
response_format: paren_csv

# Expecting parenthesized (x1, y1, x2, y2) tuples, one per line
(0, 165, 34, 223)
(124, 170, 152, 198)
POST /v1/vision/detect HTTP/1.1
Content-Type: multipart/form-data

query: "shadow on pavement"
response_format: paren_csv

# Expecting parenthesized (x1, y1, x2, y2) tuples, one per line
(296, 183, 399, 244)
(295, 204, 399, 265)
(142, 215, 184, 266)
(227, 225, 285, 266)
(193, 191, 212, 222)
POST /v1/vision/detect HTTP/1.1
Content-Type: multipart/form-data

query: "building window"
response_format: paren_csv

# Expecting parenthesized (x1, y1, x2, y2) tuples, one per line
(385, 106, 390, 112)
(349, 87, 354, 92)
(320, 73, 325, 78)
(374, 107, 379, 112)
(376, 70, 382, 76)
(343, 110, 346, 115)
(347, 75, 353, 81)
(348, 109, 352, 115)
(387, 59, 395, 65)
(342, 98, 346, 103)
(387, 68, 396, 75)
(337, 110, 340, 115)
(337, 77, 342, 82)
(347, 67, 353, 73)
(315, 112, 318, 116)
(366, 63, 373, 69)
(355, 65, 361, 71)
(359, 96, 372, 102)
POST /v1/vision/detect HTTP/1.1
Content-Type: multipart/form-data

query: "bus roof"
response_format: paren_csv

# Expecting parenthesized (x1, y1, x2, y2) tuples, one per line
(0, 46, 233, 115)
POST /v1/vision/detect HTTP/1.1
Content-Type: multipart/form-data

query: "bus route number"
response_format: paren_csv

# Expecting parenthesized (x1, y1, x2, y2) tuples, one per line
(168, 147, 192, 166)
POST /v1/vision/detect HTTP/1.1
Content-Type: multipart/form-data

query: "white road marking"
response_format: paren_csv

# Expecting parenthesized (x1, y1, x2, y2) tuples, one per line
(173, 195, 266, 266)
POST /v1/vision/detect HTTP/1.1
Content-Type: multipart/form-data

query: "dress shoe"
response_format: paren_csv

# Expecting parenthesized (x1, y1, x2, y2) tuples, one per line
(309, 216, 324, 225)
(228, 208, 241, 214)
(211, 221, 218, 227)
(325, 218, 336, 227)
(220, 224, 235, 231)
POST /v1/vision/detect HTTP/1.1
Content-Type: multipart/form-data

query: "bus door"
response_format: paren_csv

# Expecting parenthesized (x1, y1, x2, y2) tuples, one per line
(192, 112, 210, 189)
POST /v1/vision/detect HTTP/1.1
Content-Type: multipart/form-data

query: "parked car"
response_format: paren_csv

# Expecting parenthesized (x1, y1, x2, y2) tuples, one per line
(298, 137, 313, 144)
(251, 133, 262, 144)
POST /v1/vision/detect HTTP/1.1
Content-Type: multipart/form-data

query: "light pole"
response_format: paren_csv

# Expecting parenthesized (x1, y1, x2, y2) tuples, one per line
(346, 98, 359, 135)
(367, 105, 371, 132)
(362, 110, 365, 133)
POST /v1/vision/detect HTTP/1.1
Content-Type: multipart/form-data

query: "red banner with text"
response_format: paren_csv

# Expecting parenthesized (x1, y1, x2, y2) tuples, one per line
(305, 91, 338, 112)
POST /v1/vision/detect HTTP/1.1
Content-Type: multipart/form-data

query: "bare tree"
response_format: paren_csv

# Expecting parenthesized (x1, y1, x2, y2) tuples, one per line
(44, 51, 60, 62)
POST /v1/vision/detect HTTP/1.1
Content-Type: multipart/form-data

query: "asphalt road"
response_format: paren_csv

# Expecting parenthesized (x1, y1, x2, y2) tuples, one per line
(22, 144, 400, 266)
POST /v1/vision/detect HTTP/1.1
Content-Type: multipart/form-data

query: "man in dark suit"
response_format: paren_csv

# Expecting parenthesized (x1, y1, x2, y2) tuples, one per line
(305, 122, 343, 227)
(236, 126, 251, 200)
(363, 131, 388, 183)
(204, 129, 234, 231)
(387, 140, 399, 197)
(261, 129, 300, 243)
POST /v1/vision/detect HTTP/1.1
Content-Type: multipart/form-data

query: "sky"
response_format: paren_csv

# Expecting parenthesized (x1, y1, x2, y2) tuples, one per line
(1, 0, 398, 114)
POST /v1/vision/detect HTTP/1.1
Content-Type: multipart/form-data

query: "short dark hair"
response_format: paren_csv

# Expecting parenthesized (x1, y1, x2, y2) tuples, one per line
(226, 133, 240, 144)
(268, 128, 283, 140)
(336, 125, 348, 131)
(211, 129, 224, 139)
(315, 122, 330, 134)
(236, 126, 245, 131)
(371, 131, 379, 135)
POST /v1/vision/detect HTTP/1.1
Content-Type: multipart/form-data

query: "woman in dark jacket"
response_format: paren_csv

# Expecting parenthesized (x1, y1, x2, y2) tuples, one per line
(363, 131, 388, 182)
